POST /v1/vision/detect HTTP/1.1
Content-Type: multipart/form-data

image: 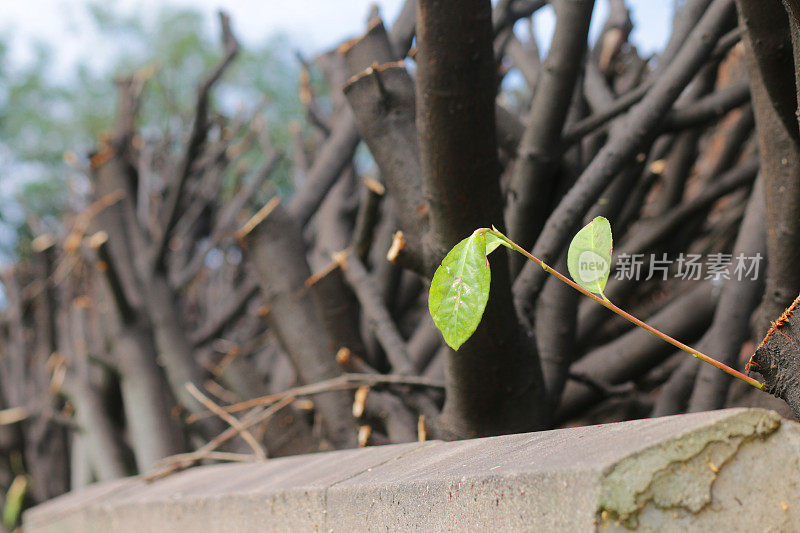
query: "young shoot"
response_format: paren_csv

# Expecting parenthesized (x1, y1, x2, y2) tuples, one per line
(428, 217, 765, 390)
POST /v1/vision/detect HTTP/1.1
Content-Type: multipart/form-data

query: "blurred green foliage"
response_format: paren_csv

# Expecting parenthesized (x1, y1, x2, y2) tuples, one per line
(0, 2, 302, 260)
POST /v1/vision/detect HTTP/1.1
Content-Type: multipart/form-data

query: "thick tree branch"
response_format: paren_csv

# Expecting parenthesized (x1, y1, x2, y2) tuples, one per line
(737, 0, 800, 329)
(288, 13, 411, 228)
(238, 199, 357, 447)
(344, 62, 427, 273)
(337, 252, 415, 375)
(560, 27, 742, 146)
(513, 0, 736, 313)
(505, 0, 594, 274)
(660, 79, 750, 132)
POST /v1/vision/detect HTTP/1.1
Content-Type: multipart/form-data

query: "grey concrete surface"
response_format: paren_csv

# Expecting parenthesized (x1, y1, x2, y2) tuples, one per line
(24, 408, 800, 532)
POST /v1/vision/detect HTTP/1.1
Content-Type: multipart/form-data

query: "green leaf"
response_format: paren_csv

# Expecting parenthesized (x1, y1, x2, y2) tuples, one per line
(567, 216, 613, 298)
(428, 232, 491, 350)
(3, 475, 28, 530)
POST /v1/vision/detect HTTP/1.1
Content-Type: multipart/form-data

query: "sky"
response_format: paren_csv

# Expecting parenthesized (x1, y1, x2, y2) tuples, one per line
(1, 0, 677, 79)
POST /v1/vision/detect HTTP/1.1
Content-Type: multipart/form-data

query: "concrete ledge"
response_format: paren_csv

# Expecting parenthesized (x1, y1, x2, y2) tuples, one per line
(25, 408, 800, 532)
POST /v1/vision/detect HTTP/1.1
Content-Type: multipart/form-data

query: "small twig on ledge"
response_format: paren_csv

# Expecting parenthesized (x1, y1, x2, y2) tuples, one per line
(186, 373, 445, 424)
(145, 396, 295, 481)
(144, 452, 259, 480)
(185, 382, 266, 459)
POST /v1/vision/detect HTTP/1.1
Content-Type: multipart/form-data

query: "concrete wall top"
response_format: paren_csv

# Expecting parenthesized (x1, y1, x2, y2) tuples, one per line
(25, 408, 800, 532)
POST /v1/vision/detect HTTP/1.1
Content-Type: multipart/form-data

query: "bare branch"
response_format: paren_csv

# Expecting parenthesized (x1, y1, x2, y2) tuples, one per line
(151, 11, 240, 271)
(337, 252, 415, 375)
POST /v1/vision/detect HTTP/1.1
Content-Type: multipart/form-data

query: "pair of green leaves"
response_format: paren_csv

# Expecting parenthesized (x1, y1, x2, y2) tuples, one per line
(428, 217, 612, 350)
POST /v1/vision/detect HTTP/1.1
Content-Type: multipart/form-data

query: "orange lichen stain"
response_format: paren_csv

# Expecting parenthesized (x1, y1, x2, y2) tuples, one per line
(747, 293, 800, 371)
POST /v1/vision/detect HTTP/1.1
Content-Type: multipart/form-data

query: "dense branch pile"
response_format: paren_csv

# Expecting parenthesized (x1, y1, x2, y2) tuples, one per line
(3, 0, 800, 516)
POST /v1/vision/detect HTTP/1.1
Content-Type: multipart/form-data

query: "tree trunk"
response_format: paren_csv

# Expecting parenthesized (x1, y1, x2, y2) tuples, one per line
(416, 0, 547, 438)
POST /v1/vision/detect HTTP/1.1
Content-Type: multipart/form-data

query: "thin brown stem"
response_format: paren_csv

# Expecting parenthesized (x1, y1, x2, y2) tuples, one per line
(489, 229, 765, 391)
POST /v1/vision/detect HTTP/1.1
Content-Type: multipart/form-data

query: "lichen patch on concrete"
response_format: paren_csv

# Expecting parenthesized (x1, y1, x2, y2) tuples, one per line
(597, 409, 781, 528)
